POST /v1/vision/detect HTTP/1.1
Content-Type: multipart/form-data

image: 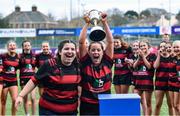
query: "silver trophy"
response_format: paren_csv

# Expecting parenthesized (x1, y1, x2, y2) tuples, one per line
(88, 9, 106, 41)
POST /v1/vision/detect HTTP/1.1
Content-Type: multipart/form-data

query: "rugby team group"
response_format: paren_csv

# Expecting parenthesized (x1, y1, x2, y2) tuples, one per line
(0, 12, 179, 115)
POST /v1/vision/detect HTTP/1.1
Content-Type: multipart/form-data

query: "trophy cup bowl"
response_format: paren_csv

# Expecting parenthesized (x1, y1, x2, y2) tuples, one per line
(88, 9, 106, 41)
(89, 26, 106, 41)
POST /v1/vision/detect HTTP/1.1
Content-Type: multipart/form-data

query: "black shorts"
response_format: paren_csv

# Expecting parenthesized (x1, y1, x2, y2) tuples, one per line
(20, 78, 30, 86)
(113, 74, 131, 85)
(39, 105, 77, 115)
(169, 86, 180, 92)
(155, 86, 168, 91)
(80, 101, 99, 115)
(3, 80, 17, 88)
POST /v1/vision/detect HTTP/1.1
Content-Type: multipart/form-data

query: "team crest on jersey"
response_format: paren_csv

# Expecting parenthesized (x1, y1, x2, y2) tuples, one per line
(8, 66, 15, 72)
(26, 64, 32, 69)
(0, 59, 2, 65)
(140, 65, 146, 71)
(177, 71, 180, 77)
(93, 78, 104, 88)
(115, 59, 123, 67)
(122, 50, 127, 53)
(173, 60, 177, 64)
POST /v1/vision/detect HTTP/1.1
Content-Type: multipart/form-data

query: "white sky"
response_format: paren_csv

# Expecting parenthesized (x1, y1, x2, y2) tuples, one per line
(0, 0, 179, 20)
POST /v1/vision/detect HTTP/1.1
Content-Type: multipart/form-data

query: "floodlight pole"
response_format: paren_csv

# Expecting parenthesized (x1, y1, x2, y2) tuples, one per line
(70, 0, 73, 21)
(169, 0, 171, 26)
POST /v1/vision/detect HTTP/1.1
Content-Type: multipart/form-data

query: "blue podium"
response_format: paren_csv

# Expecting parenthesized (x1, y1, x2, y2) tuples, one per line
(98, 93, 141, 115)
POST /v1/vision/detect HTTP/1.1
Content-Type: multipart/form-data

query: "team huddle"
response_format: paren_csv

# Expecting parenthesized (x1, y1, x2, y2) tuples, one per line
(0, 12, 179, 116)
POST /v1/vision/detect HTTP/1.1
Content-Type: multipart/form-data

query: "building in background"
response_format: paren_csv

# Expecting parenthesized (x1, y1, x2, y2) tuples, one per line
(4, 5, 58, 28)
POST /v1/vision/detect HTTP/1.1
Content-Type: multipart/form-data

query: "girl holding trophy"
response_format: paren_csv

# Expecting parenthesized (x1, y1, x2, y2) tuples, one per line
(79, 11, 114, 115)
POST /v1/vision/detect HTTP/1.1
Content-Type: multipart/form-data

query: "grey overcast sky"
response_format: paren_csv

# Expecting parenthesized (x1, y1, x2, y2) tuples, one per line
(0, 0, 179, 20)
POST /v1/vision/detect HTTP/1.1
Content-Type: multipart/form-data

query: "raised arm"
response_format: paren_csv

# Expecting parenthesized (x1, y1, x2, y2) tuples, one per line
(101, 13, 114, 58)
(79, 15, 90, 58)
(153, 50, 161, 69)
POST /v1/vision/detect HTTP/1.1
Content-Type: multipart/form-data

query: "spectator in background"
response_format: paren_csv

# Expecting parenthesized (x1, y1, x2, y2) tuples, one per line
(35, 41, 54, 96)
(113, 36, 132, 94)
(15, 40, 81, 115)
(19, 40, 37, 116)
(162, 33, 170, 42)
(1, 40, 19, 115)
(79, 12, 113, 115)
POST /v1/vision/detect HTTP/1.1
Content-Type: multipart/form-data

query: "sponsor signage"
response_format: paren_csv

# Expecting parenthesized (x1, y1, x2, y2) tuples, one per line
(36, 28, 77, 36)
(117, 27, 159, 35)
(0, 26, 164, 37)
(0, 28, 36, 37)
(77, 27, 159, 36)
(172, 26, 180, 35)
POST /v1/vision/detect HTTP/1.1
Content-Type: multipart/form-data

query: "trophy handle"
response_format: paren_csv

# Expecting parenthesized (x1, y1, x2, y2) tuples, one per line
(98, 11, 102, 20)
(89, 9, 102, 20)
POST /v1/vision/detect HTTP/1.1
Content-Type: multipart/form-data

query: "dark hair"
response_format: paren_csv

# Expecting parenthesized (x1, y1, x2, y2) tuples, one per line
(113, 35, 129, 49)
(88, 41, 104, 51)
(21, 40, 32, 53)
(56, 39, 78, 64)
(57, 40, 76, 54)
(56, 40, 80, 80)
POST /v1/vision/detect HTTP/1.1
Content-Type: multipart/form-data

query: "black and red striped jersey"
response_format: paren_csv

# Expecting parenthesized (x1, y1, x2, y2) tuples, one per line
(134, 53, 156, 91)
(176, 59, 180, 90)
(80, 53, 113, 104)
(176, 58, 180, 88)
(155, 56, 171, 90)
(176, 58, 180, 78)
(168, 56, 179, 90)
(129, 54, 139, 74)
(113, 47, 132, 77)
(168, 56, 177, 78)
(19, 53, 36, 79)
(1, 53, 19, 82)
(35, 52, 54, 68)
(31, 58, 81, 113)
(129, 54, 139, 85)
(0, 55, 3, 83)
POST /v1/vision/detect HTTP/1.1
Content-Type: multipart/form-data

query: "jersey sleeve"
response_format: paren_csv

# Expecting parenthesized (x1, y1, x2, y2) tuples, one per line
(31, 60, 49, 85)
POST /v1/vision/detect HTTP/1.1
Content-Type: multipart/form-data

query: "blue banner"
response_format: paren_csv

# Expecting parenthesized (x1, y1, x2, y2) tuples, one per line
(112, 27, 159, 35)
(36, 26, 160, 36)
(36, 28, 77, 36)
(172, 26, 180, 35)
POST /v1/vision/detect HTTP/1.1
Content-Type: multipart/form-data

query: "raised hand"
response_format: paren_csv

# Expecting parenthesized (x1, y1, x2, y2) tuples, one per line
(101, 12, 107, 23)
(83, 11, 90, 24)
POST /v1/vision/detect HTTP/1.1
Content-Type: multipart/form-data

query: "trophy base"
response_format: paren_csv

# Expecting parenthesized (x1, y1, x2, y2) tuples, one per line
(89, 27, 106, 41)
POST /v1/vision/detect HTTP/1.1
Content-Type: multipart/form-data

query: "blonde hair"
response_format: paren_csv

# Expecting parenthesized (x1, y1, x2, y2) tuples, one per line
(173, 40, 180, 45)
(139, 39, 151, 48)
